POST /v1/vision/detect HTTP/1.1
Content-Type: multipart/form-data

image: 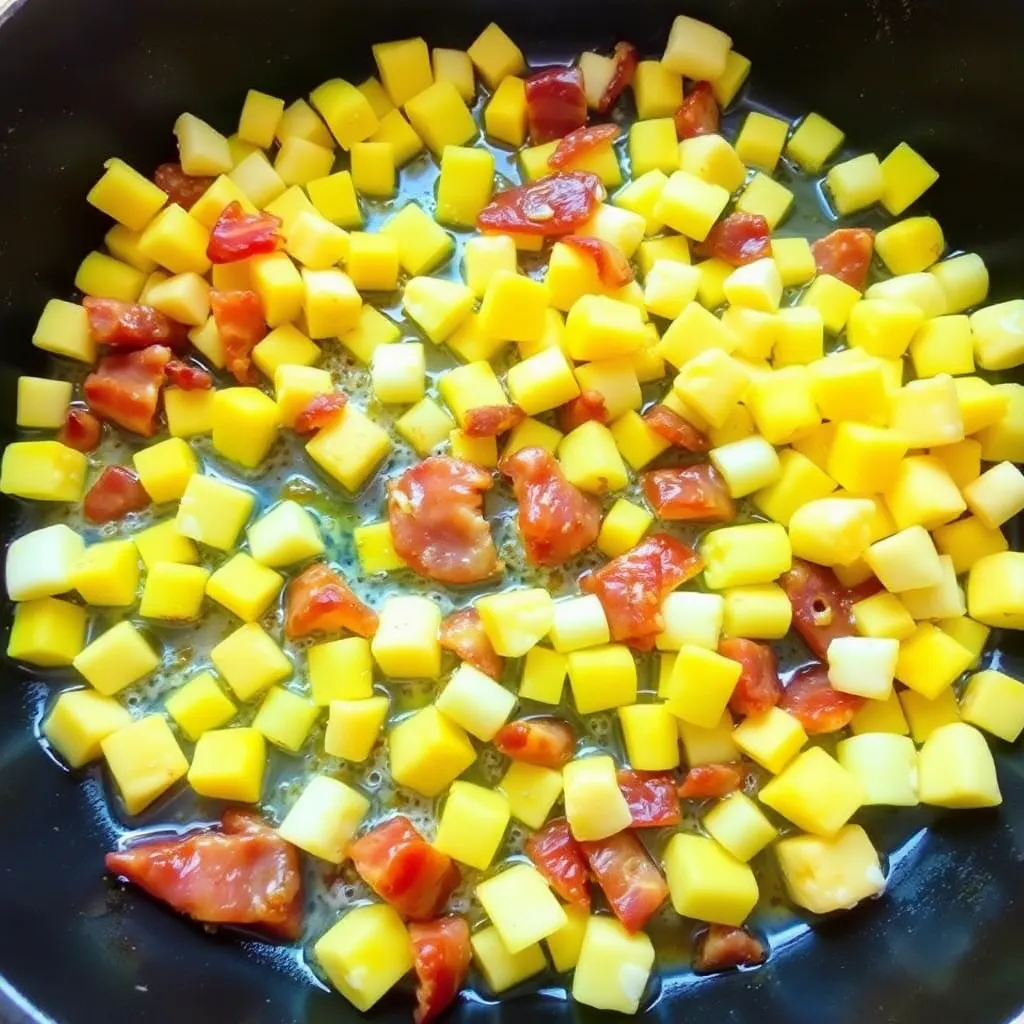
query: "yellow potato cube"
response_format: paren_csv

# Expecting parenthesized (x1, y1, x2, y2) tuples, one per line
(565, 293, 647, 361)
(735, 172, 794, 228)
(850, 691, 909, 736)
(822, 423, 905, 496)
(545, 903, 588, 973)
(558, 420, 629, 494)
(433, 781, 511, 870)
(909, 314, 974, 377)
(165, 672, 236, 741)
(775, 825, 885, 914)
(370, 594, 442, 679)
(274, 364, 333, 428)
(1, 440, 87, 502)
(846, 298, 924, 360)
(353, 521, 407, 574)
(883, 454, 965, 531)
(663, 832, 759, 926)
(895, 623, 973, 699)
(228, 151, 287, 209)
(131, 437, 197, 504)
(306, 404, 392, 491)
(618, 703, 680, 771)
(404, 78, 477, 155)
(563, 754, 632, 841)
(614, 170, 669, 236)
(357, 76, 394, 119)
(826, 635, 899, 700)
(873, 216, 944, 277)
(852, 591, 916, 641)
(447, 311, 509, 363)
(745, 366, 820, 445)
(673, 349, 749, 429)
(967, 550, 1024, 629)
(70, 539, 139, 609)
(597, 498, 653, 559)
(752, 448, 836, 527)
(5, 523, 84, 602)
(643, 260, 701, 320)
(678, 133, 747, 194)
(788, 496, 876, 568)
(809, 350, 888, 427)
(432, 47, 475, 102)
(937, 615, 990, 659)
(43, 688, 131, 769)
(403, 276, 473, 343)
(211, 387, 280, 469)
(899, 687, 961, 744)
(237, 89, 284, 148)
(835, 733, 918, 807)
(396, 398, 455, 455)
(381, 203, 453, 277)
(478, 271, 547, 345)
(549, 594, 611, 654)
(656, 592, 725, 652)
(468, 22, 525, 89)
(434, 148, 494, 230)
(476, 861, 567, 953)
(974, 380, 1024, 460)
(73, 620, 159, 696)
(545, 241, 603, 312)
(735, 111, 788, 172)
(303, 267, 362, 338)
(498, 760, 564, 830)
(664, 645, 741, 728)
(187, 313, 225, 367)
(438, 360, 507, 426)
(970, 298, 1024, 370)
(132, 519, 198, 570)
(476, 588, 554, 658)
(205, 552, 282, 622)
(720, 306, 776, 362)
(101, 715, 188, 814)
(188, 727, 266, 802)
(825, 152, 883, 215)
(566, 643, 637, 714)
(760, 746, 864, 836)
(15, 375, 72, 429)
(286, 211, 350, 270)
(701, 521, 792, 589)
(865, 525, 943, 592)
(732, 706, 807, 774)
(342, 232, 397, 292)
(324, 696, 388, 762)
(657, 301, 736, 368)
(368, 108, 426, 166)
(662, 14, 732, 79)
(721, 583, 792, 639)
(521, 138, 621, 187)
(960, 670, 1024, 743)
(252, 323, 320, 380)
(138, 562, 209, 621)
(575, 358, 641, 424)
(632, 59, 683, 117)
(483, 75, 527, 147)
(678, 708, 741, 765)
(308, 636, 373, 704)
(210, 622, 291, 701)
(279, 774, 369, 865)
(138, 203, 211, 275)
(880, 141, 939, 216)
(348, 141, 394, 198)
(250, 250, 303, 326)
(502, 416, 563, 460)
(307, 169, 362, 227)
(372, 36, 432, 107)
(722, 257, 783, 313)
(889, 376, 965, 450)
(252, 686, 319, 752)
(768, 240, 815, 291)
(436, 662, 515, 741)
(712, 49, 751, 106)
(785, 112, 844, 172)
(800, 275, 862, 335)
(7, 597, 87, 668)
(572, 916, 655, 1016)
(772, 306, 824, 366)
(274, 136, 334, 189)
(899, 555, 966, 621)
(463, 234, 517, 298)
(310, 78, 379, 150)
(962, 460, 1024, 529)
(314, 903, 412, 1012)
(654, 170, 730, 242)
(629, 117, 679, 177)
(370, 342, 425, 405)
(472, 926, 545, 993)
(506, 347, 579, 416)
(702, 791, 777, 864)
(518, 646, 568, 704)
(638, 235, 691, 277)
(75, 250, 146, 302)
(173, 112, 232, 176)
(709, 435, 780, 498)
(918, 722, 1000, 808)
(276, 97, 334, 148)
(88, 157, 168, 230)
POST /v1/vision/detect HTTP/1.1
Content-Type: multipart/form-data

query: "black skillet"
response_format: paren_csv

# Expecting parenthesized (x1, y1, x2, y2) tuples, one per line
(0, 0, 1022, 1021)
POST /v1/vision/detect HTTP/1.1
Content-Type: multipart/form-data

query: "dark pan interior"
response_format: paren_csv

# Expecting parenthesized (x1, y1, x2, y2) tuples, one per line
(0, 0, 1022, 1021)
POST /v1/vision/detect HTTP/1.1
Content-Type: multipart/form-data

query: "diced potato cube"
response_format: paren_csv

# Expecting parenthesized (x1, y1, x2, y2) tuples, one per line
(703, 792, 778, 862)
(826, 636, 899, 701)
(883, 454, 965, 532)
(745, 365, 820, 445)
(865, 525, 942, 593)
(752, 448, 836, 527)
(629, 117, 679, 177)
(306, 169, 361, 228)
(353, 521, 408, 574)
(721, 583, 792, 639)
(252, 686, 319, 752)
(43, 688, 132, 768)
(434, 781, 511, 870)
(656, 592, 725, 651)
(518, 646, 568, 704)
(138, 203, 211, 276)
(967, 550, 1024, 629)
(898, 554, 966, 621)
(308, 636, 373, 705)
(785, 112, 844, 172)
(463, 234, 517, 297)
(673, 348, 749, 429)
(477, 862, 567, 953)
(563, 754, 634, 842)
(432, 47, 475, 102)
(101, 715, 188, 814)
(875, 215, 945, 276)
(773, 305, 824, 365)
(735, 111, 788, 172)
(657, 301, 736, 368)
(850, 691, 909, 736)
(381, 203, 453, 277)
(70, 539, 139, 608)
(662, 15, 732, 79)
(5, 523, 84, 603)
(476, 588, 554, 658)
(138, 562, 209, 621)
(788, 497, 875, 568)
(324, 696, 388, 762)
(367, 107, 424, 166)
(165, 671, 236, 741)
(851, 591, 916, 641)
(371, 595, 441, 679)
(664, 645, 741, 728)
(310, 78, 379, 150)
(246, 500, 323, 568)
(899, 687, 960, 743)
(959, 670, 1024, 742)
(435, 146, 494, 229)
(597, 498, 652, 558)
(566, 644, 637, 714)
(345, 231, 399, 291)
(572, 916, 655, 1016)
(73, 620, 159, 696)
(722, 258, 782, 313)
(663, 832, 759, 926)
(205, 552, 282, 622)
(274, 364, 332, 428)
(396, 398, 455, 455)
(468, 22, 525, 89)
(314, 903, 412, 1011)
(701, 522, 792, 589)
(405, 79, 477, 155)
(484, 75, 527, 147)
(16, 375, 72, 429)
(775, 825, 885, 914)
(835, 733, 918, 807)
(735, 172, 794, 228)
(436, 662, 515, 741)
(825, 422, 906, 496)
(709, 435, 780, 498)
(210, 622, 291, 701)
(618, 703, 680, 771)
(0, 439, 88, 502)
(678, 709, 742, 766)
(759, 746, 864, 836)
(306, 405, 392, 491)
(825, 153, 883, 215)
(880, 141, 939, 216)
(88, 157, 168, 230)
(75, 250, 146, 302)
(498, 760, 563, 830)
(403, 276, 473, 343)
(188, 727, 266, 802)
(472, 926, 545, 994)
(549, 594, 610, 654)
(643, 260, 701, 320)
(279, 773, 370, 863)
(654, 170, 730, 242)
(937, 615, 990, 659)
(521, 139, 621, 187)
(7, 597, 87, 667)
(371, 342, 425, 405)
(558, 420, 628, 494)
(918, 722, 1001, 807)
(895, 623, 973, 699)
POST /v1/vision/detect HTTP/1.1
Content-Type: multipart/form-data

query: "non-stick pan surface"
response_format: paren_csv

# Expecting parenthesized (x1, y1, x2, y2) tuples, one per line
(0, 0, 1021, 1021)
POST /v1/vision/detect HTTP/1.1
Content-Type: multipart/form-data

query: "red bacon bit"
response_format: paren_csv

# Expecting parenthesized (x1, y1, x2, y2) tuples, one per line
(493, 718, 576, 768)
(811, 228, 875, 291)
(410, 917, 472, 1024)
(207, 201, 283, 264)
(695, 925, 767, 973)
(719, 638, 783, 718)
(83, 465, 151, 523)
(165, 359, 212, 391)
(524, 66, 588, 145)
(439, 608, 504, 680)
(153, 162, 214, 211)
(525, 818, 591, 909)
(209, 289, 267, 384)
(548, 123, 620, 169)
(779, 558, 867, 660)
(350, 817, 461, 922)
(579, 832, 669, 933)
(678, 763, 745, 800)
(84, 297, 188, 350)
(642, 405, 710, 452)
(476, 171, 603, 237)
(780, 663, 864, 734)
(57, 408, 102, 453)
(617, 770, 682, 827)
(105, 810, 302, 939)
(84, 344, 170, 436)
(642, 464, 737, 522)
(284, 562, 379, 640)
(499, 446, 601, 567)
(558, 390, 609, 433)
(292, 393, 348, 434)
(388, 457, 500, 585)
(699, 213, 773, 267)
(674, 81, 720, 139)
(597, 42, 640, 113)
(562, 236, 634, 287)
(580, 534, 704, 643)
(462, 403, 526, 438)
